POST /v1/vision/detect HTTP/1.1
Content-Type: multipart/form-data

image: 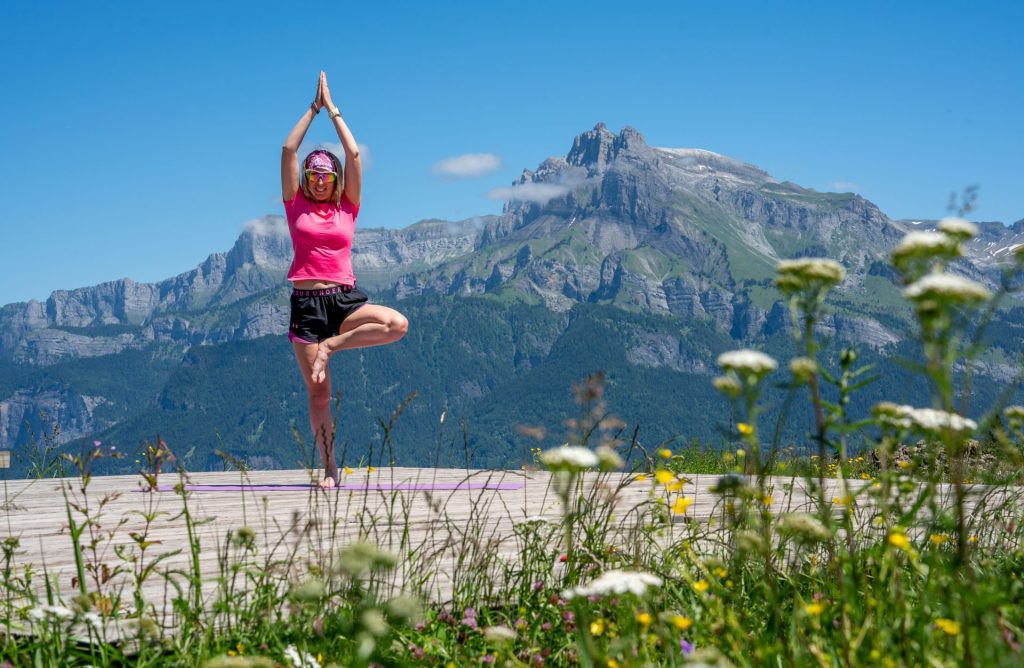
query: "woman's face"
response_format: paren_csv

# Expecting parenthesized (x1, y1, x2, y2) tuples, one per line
(306, 170, 337, 201)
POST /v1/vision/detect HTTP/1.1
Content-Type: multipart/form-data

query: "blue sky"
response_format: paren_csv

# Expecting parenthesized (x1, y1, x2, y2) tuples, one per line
(1, 1, 1021, 305)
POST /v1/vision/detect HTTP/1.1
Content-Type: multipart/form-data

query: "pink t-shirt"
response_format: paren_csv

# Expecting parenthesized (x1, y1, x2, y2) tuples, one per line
(284, 189, 360, 285)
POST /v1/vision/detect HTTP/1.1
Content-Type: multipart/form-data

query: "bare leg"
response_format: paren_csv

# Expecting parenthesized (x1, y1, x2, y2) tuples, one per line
(310, 305, 409, 383)
(293, 341, 338, 487)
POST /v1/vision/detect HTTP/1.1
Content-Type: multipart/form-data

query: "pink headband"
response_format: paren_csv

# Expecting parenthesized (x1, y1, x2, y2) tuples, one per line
(305, 152, 337, 173)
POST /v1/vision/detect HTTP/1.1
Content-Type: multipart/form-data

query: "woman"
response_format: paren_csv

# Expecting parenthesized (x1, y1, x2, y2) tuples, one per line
(281, 71, 408, 488)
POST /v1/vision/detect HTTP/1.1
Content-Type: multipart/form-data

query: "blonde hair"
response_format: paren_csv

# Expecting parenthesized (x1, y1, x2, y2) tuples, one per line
(300, 150, 345, 205)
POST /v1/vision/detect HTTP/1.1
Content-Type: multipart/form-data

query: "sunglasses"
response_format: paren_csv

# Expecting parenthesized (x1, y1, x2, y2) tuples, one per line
(305, 171, 337, 184)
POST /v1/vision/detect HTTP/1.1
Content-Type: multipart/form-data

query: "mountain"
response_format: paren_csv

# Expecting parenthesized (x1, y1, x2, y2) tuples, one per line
(2, 124, 1021, 473)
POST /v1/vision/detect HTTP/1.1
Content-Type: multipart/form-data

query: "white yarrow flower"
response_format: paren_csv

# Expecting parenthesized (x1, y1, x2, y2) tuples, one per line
(717, 350, 778, 376)
(938, 217, 978, 239)
(775, 258, 846, 284)
(596, 445, 624, 471)
(28, 607, 46, 622)
(872, 403, 976, 434)
(903, 273, 992, 304)
(540, 445, 599, 471)
(483, 624, 518, 644)
(82, 611, 103, 631)
(1004, 405, 1024, 420)
(43, 604, 74, 621)
(563, 569, 663, 599)
(284, 645, 321, 668)
(893, 231, 960, 256)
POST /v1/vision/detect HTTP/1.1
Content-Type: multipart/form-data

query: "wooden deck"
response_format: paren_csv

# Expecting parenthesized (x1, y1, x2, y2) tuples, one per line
(0, 466, 900, 637)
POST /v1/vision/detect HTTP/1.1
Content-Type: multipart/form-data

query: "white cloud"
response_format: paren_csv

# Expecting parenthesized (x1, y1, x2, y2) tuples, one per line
(242, 216, 286, 236)
(432, 153, 502, 178)
(487, 182, 571, 204)
(829, 181, 860, 192)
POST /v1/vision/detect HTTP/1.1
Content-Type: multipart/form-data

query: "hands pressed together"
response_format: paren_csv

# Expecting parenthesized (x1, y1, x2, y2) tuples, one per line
(311, 70, 336, 115)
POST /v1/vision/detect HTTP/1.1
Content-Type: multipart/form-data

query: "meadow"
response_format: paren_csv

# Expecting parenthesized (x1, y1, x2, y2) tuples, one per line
(3, 217, 1024, 667)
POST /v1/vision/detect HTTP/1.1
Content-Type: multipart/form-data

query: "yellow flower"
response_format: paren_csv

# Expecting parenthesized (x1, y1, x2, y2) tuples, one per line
(860, 473, 870, 480)
(236, 643, 245, 654)
(667, 479, 684, 492)
(968, 535, 979, 544)
(655, 469, 675, 484)
(935, 618, 960, 635)
(658, 448, 673, 459)
(888, 531, 910, 550)
(634, 474, 649, 482)
(737, 422, 753, 436)
(761, 495, 773, 506)
(713, 567, 728, 578)
(227, 650, 237, 657)
(736, 449, 746, 457)
(591, 619, 605, 635)
(671, 615, 693, 630)
(635, 612, 652, 626)
(343, 467, 353, 475)
(693, 580, 710, 593)
(607, 660, 620, 668)
(671, 497, 694, 515)
(722, 452, 734, 463)
(367, 465, 376, 472)
(929, 533, 949, 545)
(897, 460, 911, 470)
(804, 602, 824, 615)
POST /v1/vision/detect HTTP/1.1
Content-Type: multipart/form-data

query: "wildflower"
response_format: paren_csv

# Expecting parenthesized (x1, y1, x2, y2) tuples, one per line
(671, 497, 693, 515)
(590, 619, 605, 635)
(712, 375, 743, 397)
(670, 615, 693, 631)
(607, 660, 620, 668)
(692, 580, 710, 593)
(634, 473, 649, 482)
(929, 533, 950, 545)
(903, 272, 992, 306)
(717, 349, 778, 377)
(897, 460, 911, 470)
(968, 535, 979, 544)
(658, 448, 673, 459)
(860, 473, 870, 480)
(344, 467, 354, 475)
(891, 231, 962, 268)
(367, 465, 376, 472)
(335, 541, 398, 577)
(482, 655, 495, 665)
(934, 618, 961, 635)
(777, 513, 832, 544)
(888, 530, 911, 550)
(540, 445, 599, 471)
(635, 612, 652, 626)
(736, 449, 745, 458)
(1004, 405, 1024, 420)
(761, 495, 773, 506)
(937, 217, 978, 240)
(667, 479, 684, 492)
(789, 356, 817, 382)
(289, 578, 325, 603)
(82, 611, 103, 632)
(283, 645, 321, 668)
(386, 594, 424, 623)
(655, 469, 675, 484)
(563, 570, 663, 599)
(595, 446, 624, 471)
(872, 403, 976, 435)
(737, 422, 753, 436)
(680, 639, 695, 655)
(804, 602, 824, 616)
(775, 258, 846, 295)
(483, 625, 516, 645)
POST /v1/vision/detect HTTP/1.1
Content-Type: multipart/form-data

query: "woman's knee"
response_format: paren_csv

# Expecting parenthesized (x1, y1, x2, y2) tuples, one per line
(388, 312, 409, 341)
(306, 383, 332, 408)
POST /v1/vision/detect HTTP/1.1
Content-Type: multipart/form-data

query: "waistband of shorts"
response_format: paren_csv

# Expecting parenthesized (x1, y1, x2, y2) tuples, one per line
(291, 285, 356, 297)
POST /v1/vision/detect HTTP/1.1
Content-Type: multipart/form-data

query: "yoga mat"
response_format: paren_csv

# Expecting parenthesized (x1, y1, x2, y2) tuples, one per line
(145, 481, 523, 492)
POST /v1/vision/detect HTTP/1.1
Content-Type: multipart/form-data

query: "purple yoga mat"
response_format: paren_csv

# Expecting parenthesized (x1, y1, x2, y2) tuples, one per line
(146, 481, 523, 492)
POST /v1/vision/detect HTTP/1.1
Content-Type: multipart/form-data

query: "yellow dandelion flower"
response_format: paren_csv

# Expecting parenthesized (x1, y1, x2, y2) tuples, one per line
(897, 460, 911, 470)
(929, 533, 949, 545)
(607, 660, 620, 668)
(737, 422, 753, 436)
(590, 619, 605, 635)
(935, 618, 960, 635)
(367, 465, 376, 472)
(236, 643, 245, 654)
(634, 474, 649, 482)
(227, 650, 237, 657)
(761, 495, 773, 506)
(693, 580, 710, 593)
(860, 473, 870, 480)
(343, 467, 354, 475)
(635, 612, 652, 626)
(804, 602, 824, 615)
(713, 567, 728, 578)
(722, 452, 734, 463)
(655, 469, 675, 484)
(736, 449, 746, 457)
(671, 496, 694, 515)
(888, 531, 910, 550)
(658, 448, 673, 459)
(667, 479, 684, 492)
(968, 535, 979, 544)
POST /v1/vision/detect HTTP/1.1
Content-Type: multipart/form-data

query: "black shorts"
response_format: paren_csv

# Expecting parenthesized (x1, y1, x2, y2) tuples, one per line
(288, 286, 369, 344)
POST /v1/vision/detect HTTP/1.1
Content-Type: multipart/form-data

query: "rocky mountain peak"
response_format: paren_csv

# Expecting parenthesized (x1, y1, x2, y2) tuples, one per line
(226, 216, 291, 271)
(566, 123, 647, 173)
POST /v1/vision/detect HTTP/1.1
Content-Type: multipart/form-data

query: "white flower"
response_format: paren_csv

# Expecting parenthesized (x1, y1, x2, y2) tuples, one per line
(1004, 406, 1024, 419)
(43, 604, 74, 620)
(717, 350, 778, 376)
(284, 645, 321, 668)
(892, 231, 961, 258)
(872, 403, 976, 434)
(595, 445, 624, 471)
(483, 625, 517, 644)
(938, 217, 978, 239)
(81, 611, 103, 632)
(539, 445, 598, 471)
(775, 258, 846, 285)
(563, 569, 663, 599)
(28, 607, 46, 622)
(903, 273, 992, 304)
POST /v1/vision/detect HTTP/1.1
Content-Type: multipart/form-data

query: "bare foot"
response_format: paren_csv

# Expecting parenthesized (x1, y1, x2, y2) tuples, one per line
(311, 342, 332, 383)
(319, 475, 337, 489)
